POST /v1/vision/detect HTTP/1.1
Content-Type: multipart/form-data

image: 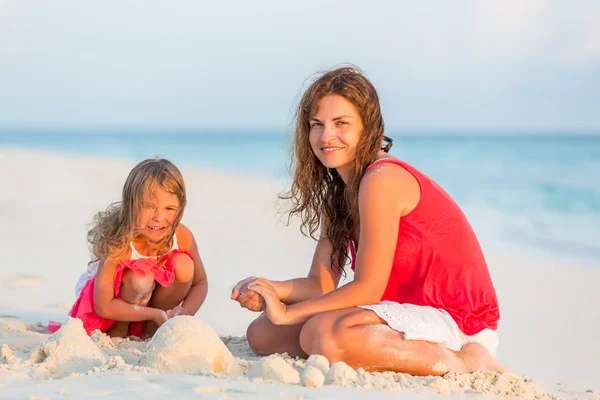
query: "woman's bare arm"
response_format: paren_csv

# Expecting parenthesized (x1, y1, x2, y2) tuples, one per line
(232, 213, 342, 307)
(251, 163, 418, 325)
(271, 220, 342, 304)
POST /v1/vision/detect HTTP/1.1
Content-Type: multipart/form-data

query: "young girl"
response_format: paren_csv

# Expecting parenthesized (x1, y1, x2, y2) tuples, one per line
(232, 66, 505, 375)
(50, 158, 208, 338)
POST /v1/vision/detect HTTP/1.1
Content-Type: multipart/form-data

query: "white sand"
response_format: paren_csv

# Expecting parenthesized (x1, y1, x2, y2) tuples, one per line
(0, 147, 598, 400)
(139, 316, 233, 374)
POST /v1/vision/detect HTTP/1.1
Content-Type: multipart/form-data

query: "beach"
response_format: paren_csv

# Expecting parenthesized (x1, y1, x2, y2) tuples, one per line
(0, 147, 598, 399)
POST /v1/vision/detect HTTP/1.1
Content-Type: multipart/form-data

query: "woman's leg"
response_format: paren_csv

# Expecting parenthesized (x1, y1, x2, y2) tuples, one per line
(106, 269, 155, 338)
(144, 252, 195, 336)
(246, 313, 307, 358)
(299, 308, 506, 375)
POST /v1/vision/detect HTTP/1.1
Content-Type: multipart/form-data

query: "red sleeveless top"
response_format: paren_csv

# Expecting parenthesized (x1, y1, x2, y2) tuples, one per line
(350, 158, 499, 335)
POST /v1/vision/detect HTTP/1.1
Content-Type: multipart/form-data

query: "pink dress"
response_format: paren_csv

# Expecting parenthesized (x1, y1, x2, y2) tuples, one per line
(49, 236, 192, 337)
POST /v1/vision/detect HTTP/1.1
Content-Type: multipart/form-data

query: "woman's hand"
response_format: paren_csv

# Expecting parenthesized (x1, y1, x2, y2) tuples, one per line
(231, 276, 266, 312)
(247, 280, 290, 325)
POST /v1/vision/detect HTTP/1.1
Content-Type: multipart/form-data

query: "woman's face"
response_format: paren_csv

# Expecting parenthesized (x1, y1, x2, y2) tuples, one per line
(308, 94, 363, 181)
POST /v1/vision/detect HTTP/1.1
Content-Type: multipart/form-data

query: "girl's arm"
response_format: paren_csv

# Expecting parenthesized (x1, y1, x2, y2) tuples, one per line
(175, 224, 208, 315)
(94, 257, 165, 324)
(250, 163, 419, 325)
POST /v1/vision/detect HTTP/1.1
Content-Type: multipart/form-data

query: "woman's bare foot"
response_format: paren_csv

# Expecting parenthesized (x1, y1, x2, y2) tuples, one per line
(460, 343, 508, 373)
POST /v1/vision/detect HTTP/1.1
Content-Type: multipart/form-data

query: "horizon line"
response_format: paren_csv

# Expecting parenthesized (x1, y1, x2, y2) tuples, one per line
(1, 127, 600, 137)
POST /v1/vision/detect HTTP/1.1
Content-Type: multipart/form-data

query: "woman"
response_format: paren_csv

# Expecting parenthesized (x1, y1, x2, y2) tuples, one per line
(231, 66, 505, 376)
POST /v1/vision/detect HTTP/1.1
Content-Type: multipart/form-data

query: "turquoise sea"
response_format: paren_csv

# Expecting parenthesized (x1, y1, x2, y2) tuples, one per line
(1, 131, 599, 263)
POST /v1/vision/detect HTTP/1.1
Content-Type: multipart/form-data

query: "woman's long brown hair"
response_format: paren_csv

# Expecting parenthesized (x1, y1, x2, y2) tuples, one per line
(280, 66, 392, 276)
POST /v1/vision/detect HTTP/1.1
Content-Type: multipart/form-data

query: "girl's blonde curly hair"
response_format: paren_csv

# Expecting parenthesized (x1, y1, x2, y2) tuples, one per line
(88, 158, 186, 264)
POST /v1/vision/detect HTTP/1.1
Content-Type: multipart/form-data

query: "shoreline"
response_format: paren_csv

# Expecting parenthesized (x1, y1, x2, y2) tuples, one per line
(2, 144, 598, 267)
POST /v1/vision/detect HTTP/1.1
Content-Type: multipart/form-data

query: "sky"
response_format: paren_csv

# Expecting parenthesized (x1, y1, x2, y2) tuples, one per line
(0, 0, 599, 133)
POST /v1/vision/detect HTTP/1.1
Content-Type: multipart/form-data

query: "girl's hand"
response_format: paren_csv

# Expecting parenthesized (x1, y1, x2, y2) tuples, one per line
(247, 281, 289, 325)
(231, 277, 266, 312)
(166, 306, 189, 318)
(152, 309, 169, 327)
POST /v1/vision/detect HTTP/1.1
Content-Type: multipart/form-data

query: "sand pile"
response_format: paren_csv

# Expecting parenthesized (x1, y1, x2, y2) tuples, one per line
(29, 318, 106, 377)
(0, 316, 568, 399)
(139, 316, 233, 374)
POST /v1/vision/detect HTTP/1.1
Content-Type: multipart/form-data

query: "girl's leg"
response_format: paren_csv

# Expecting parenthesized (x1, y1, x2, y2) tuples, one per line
(144, 252, 194, 336)
(106, 270, 155, 338)
(246, 313, 306, 358)
(299, 308, 506, 375)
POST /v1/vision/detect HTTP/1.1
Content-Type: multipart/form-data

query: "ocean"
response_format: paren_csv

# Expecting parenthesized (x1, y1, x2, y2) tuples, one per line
(1, 131, 599, 263)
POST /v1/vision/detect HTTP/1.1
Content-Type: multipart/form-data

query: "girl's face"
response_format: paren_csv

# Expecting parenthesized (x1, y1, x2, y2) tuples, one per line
(308, 94, 363, 182)
(137, 185, 180, 243)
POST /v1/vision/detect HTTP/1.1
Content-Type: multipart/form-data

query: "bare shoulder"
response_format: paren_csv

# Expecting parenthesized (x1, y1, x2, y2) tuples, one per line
(108, 246, 133, 262)
(359, 158, 420, 215)
(175, 223, 196, 249)
(99, 249, 131, 271)
(360, 159, 418, 194)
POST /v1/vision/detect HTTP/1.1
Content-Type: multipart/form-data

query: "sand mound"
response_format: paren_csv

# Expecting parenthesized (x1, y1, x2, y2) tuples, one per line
(299, 355, 329, 388)
(139, 316, 233, 374)
(29, 318, 105, 376)
(1, 344, 16, 364)
(248, 355, 300, 384)
(326, 361, 358, 385)
(305, 354, 329, 375)
(301, 365, 325, 388)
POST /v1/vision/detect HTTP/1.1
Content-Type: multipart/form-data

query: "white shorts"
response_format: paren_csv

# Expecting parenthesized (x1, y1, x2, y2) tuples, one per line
(359, 301, 499, 357)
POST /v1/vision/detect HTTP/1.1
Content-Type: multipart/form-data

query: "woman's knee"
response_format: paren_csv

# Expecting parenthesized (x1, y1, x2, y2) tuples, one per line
(299, 310, 363, 357)
(246, 315, 307, 358)
(299, 313, 339, 357)
(171, 252, 194, 284)
(246, 316, 273, 355)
